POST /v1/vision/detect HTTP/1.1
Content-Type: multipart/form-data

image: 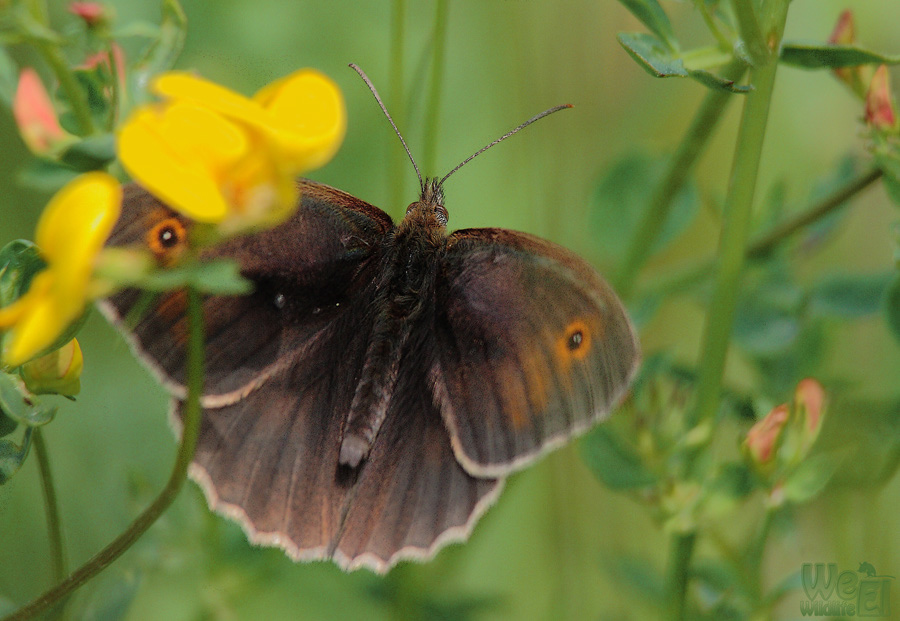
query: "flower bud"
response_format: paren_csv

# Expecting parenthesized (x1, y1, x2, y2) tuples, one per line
(13, 69, 69, 155)
(865, 65, 899, 131)
(828, 11, 871, 98)
(743, 378, 827, 480)
(69, 2, 109, 28)
(744, 403, 789, 470)
(20, 339, 83, 397)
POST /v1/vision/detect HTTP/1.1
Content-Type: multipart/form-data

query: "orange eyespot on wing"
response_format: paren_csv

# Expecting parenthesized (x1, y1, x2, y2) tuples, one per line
(557, 318, 596, 363)
(146, 215, 188, 263)
(434, 228, 640, 477)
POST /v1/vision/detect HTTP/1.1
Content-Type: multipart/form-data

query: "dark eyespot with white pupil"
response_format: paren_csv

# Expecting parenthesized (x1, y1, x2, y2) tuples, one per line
(567, 330, 584, 351)
(158, 226, 178, 248)
(273, 293, 286, 309)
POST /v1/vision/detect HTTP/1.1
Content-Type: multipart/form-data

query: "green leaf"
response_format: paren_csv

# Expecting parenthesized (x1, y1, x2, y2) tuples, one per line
(580, 426, 656, 490)
(590, 153, 700, 265)
(780, 42, 900, 70)
(59, 133, 117, 171)
(0, 427, 32, 484)
(872, 148, 900, 207)
(135, 259, 253, 296)
(810, 271, 893, 319)
(0, 372, 57, 426)
(617, 32, 750, 92)
(133, 0, 187, 84)
(825, 398, 900, 487)
(885, 272, 900, 343)
(732, 277, 803, 357)
(111, 20, 162, 40)
(0, 46, 17, 109)
(782, 451, 843, 504)
(605, 556, 666, 603)
(616, 0, 675, 49)
(71, 570, 141, 621)
(0, 239, 45, 306)
(0, 409, 17, 437)
(17, 157, 81, 192)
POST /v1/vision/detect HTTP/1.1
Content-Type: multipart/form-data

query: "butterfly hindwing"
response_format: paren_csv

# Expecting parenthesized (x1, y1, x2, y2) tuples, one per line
(431, 228, 640, 477)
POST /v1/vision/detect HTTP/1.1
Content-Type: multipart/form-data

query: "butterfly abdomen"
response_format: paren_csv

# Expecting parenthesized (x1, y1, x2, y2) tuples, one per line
(338, 217, 444, 468)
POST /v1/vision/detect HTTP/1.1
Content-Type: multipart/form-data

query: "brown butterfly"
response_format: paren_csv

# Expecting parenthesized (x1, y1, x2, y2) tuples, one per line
(99, 72, 639, 573)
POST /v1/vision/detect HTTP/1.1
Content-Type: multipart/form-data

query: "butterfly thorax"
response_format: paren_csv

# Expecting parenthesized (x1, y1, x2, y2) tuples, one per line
(338, 187, 447, 469)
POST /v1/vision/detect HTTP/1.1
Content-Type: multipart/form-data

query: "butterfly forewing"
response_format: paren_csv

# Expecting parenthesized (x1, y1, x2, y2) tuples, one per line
(431, 228, 640, 478)
(100, 181, 393, 402)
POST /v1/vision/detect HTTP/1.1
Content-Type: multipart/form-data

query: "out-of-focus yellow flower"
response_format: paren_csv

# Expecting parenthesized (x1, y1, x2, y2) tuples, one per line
(20, 338, 83, 396)
(117, 69, 345, 234)
(0, 172, 121, 367)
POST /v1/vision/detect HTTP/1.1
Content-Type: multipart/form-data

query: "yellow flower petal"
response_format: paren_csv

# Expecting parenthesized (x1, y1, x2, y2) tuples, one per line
(1, 173, 121, 367)
(254, 69, 346, 169)
(153, 72, 274, 130)
(118, 107, 230, 222)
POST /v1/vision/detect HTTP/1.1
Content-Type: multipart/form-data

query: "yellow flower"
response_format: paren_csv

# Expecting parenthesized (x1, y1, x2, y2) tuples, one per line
(0, 172, 121, 367)
(117, 69, 345, 234)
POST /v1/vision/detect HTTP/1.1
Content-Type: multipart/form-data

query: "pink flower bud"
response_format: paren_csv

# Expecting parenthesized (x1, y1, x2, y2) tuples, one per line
(745, 404, 789, 465)
(795, 378, 825, 435)
(13, 69, 69, 154)
(828, 10, 855, 46)
(865, 65, 898, 131)
(69, 2, 107, 26)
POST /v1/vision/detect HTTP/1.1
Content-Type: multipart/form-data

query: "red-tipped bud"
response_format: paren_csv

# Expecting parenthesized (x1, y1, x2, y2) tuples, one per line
(744, 404, 789, 467)
(13, 69, 69, 154)
(865, 65, 898, 131)
(69, 2, 108, 27)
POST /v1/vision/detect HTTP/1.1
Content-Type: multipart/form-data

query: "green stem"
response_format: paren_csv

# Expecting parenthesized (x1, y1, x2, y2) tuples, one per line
(615, 60, 747, 298)
(637, 165, 884, 299)
(388, 0, 407, 212)
(688, 0, 790, 431)
(665, 532, 697, 620)
(3, 288, 205, 621)
(33, 428, 66, 584)
(32, 41, 95, 136)
(421, 0, 448, 176)
(746, 167, 884, 260)
(732, 0, 767, 67)
(744, 505, 776, 602)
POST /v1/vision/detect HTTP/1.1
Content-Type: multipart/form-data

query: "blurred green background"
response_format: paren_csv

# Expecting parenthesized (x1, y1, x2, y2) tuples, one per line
(1, 1, 899, 619)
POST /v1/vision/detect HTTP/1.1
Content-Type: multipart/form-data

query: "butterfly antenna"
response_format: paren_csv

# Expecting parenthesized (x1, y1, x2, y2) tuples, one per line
(349, 63, 424, 194)
(437, 104, 572, 188)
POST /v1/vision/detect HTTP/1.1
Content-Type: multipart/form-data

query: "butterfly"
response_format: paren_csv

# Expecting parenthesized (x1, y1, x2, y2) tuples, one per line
(99, 75, 639, 572)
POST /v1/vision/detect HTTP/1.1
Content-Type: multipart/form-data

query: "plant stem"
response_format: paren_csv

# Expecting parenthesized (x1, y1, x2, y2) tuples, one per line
(20, 0, 97, 138)
(636, 165, 884, 299)
(666, 532, 697, 620)
(615, 60, 747, 298)
(744, 504, 776, 602)
(746, 166, 884, 259)
(388, 0, 407, 212)
(3, 288, 205, 621)
(33, 428, 66, 584)
(688, 0, 790, 431)
(421, 0, 448, 177)
(732, 0, 767, 67)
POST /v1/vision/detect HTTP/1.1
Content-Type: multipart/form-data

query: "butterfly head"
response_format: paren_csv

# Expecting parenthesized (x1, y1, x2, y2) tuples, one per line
(404, 177, 448, 229)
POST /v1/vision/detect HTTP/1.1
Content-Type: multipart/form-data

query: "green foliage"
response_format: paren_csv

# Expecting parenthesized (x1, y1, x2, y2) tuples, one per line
(0, 48, 16, 108)
(780, 42, 900, 70)
(590, 153, 698, 266)
(1, 1, 899, 620)
(616, 32, 750, 92)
